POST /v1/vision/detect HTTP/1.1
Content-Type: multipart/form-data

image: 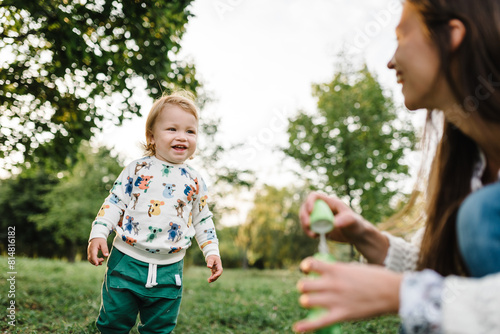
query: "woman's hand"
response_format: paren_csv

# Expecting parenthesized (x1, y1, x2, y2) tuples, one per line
(299, 192, 389, 264)
(299, 192, 369, 242)
(294, 258, 402, 333)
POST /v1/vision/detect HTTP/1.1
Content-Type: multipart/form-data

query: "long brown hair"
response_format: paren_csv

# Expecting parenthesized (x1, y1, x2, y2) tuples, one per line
(406, 0, 500, 276)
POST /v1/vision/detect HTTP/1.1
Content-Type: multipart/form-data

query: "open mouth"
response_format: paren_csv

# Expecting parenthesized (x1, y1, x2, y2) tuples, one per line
(172, 145, 187, 150)
(396, 71, 404, 84)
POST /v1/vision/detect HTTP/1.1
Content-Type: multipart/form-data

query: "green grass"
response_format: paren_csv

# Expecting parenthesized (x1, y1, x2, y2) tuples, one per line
(0, 257, 399, 333)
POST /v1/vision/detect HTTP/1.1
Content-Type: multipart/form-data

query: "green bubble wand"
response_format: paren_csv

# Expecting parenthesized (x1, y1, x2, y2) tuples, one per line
(305, 199, 341, 334)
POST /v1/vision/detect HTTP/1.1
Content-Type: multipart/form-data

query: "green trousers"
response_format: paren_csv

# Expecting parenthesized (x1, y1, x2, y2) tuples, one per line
(97, 248, 183, 334)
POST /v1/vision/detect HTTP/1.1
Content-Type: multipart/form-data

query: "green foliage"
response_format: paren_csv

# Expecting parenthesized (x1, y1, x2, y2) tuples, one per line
(183, 226, 244, 269)
(29, 142, 123, 261)
(285, 63, 415, 223)
(237, 185, 318, 269)
(0, 0, 255, 265)
(0, 257, 399, 333)
(0, 163, 60, 257)
(0, 0, 198, 170)
(0, 120, 252, 262)
(215, 226, 245, 268)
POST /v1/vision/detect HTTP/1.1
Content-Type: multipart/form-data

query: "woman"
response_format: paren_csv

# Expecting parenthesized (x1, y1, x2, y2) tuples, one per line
(294, 1, 500, 333)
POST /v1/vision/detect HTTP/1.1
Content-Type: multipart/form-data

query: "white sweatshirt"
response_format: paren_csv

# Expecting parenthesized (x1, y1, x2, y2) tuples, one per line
(89, 156, 220, 265)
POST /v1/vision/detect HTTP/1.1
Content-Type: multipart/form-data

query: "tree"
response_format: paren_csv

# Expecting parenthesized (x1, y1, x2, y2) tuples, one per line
(183, 114, 255, 268)
(0, 0, 198, 171)
(0, 162, 60, 257)
(30, 142, 123, 261)
(236, 185, 318, 269)
(0, 102, 253, 261)
(284, 64, 415, 223)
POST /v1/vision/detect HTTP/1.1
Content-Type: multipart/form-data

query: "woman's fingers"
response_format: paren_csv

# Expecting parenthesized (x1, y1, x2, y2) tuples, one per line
(300, 192, 350, 239)
(295, 261, 403, 332)
(294, 309, 343, 333)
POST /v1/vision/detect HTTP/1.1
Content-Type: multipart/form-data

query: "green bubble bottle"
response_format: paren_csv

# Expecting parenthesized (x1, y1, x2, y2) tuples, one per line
(306, 199, 342, 334)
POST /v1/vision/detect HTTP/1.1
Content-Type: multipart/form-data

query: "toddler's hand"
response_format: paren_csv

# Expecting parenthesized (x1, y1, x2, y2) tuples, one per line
(87, 238, 109, 266)
(206, 255, 223, 283)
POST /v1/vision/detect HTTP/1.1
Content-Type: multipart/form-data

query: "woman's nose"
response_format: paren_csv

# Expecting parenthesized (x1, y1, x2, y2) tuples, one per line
(387, 55, 395, 69)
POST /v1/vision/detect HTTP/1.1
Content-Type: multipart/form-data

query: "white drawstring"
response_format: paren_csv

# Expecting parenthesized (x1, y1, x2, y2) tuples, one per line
(145, 263, 158, 288)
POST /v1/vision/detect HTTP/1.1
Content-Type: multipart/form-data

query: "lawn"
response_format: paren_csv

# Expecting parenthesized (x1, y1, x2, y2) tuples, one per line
(0, 257, 399, 333)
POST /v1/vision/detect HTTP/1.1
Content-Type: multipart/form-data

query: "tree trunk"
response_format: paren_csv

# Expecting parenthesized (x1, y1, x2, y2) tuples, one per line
(241, 248, 249, 269)
(66, 241, 77, 263)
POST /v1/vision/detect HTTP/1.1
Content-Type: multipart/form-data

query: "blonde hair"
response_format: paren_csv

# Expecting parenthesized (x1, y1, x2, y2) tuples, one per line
(144, 91, 199, 157)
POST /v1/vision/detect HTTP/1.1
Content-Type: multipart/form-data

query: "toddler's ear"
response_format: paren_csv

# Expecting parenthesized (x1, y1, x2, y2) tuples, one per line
(449, 19, 466, 52)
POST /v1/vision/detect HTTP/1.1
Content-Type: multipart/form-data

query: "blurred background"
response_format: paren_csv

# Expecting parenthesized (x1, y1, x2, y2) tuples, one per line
(0, 0, 425, 269)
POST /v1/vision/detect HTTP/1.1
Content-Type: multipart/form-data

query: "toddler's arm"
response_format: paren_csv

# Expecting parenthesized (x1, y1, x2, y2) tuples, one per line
(87, 237, 109, 266)
(206, 255, 223, 283)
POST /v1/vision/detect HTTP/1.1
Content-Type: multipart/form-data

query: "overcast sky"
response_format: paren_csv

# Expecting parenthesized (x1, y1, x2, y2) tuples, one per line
(95, 0, 422, 194)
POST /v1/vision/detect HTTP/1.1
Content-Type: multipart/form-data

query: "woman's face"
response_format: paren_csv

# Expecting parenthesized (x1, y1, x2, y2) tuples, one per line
(388, 2, 452, 110)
